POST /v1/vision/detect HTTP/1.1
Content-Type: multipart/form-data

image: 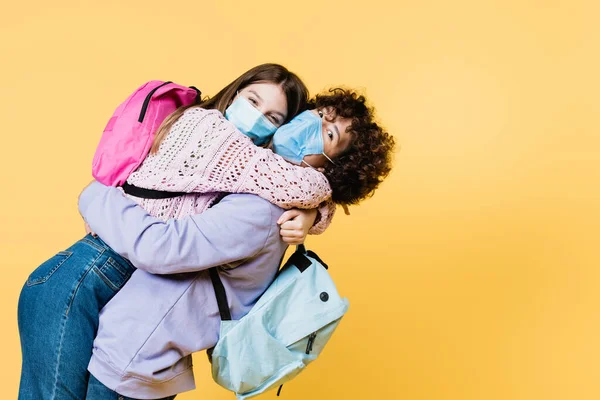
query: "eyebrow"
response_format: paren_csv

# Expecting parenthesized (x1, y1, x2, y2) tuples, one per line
(248, 90, 286, 121)
(333, 123, 340, 141)
(248, 89, 262, 101)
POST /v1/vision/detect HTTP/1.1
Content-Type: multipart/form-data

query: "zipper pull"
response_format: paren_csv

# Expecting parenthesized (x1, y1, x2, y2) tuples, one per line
(305, 332, 317, 354)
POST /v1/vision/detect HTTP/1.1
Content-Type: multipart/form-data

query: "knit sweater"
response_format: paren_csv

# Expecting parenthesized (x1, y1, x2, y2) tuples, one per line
(124, 107, 335, 234)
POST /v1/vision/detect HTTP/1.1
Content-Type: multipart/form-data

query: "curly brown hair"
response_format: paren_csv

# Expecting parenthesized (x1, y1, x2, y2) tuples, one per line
(307, 88, 396, 206)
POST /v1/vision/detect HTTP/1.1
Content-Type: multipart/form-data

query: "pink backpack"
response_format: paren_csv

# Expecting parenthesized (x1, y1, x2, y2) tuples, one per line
(92, 81, 201, 186)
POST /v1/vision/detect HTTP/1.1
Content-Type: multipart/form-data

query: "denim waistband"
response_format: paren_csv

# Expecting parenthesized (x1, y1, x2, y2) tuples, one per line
(69, 234, 134, 270)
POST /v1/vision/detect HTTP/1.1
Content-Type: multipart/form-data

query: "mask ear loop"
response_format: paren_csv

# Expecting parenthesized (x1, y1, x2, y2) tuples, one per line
(317, 109, 335, 164)
(301, 159, 316, 169)
(322, 153, 335, 165)
(227, 90, 240, 108)
(314, 115, 349, 214)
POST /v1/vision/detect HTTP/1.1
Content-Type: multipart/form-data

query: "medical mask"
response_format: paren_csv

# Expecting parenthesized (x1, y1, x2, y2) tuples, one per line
(272, 110, 335, 167)
(225, 96, 278, 145)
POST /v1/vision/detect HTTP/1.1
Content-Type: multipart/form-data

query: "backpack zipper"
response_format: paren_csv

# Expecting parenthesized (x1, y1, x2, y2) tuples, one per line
(138, 81, 172, 123)
(278, 332, 318, 397)
(305, 332, 317, 354)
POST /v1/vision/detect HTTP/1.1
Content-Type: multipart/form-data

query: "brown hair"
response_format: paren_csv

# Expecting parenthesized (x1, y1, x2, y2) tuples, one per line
(150, 63, 308, 154)
(308, 88, 396, 206)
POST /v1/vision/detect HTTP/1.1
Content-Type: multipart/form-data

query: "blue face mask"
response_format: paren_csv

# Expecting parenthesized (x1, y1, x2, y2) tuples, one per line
(272, 110, 335, 167)
(225, 96, 278, 145)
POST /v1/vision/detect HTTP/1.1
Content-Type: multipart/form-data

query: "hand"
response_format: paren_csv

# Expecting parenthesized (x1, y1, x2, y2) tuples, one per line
(277, 208, 318, 245)
(80, 180, 98, 237)
(84, 221, 97, 238)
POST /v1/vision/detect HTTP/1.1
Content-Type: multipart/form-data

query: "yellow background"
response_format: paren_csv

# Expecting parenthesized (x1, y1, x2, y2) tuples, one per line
(1, 1, 599, 399)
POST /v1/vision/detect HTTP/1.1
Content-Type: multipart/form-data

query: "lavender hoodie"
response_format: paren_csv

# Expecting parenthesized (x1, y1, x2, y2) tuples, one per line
(79, 182, 288, 398)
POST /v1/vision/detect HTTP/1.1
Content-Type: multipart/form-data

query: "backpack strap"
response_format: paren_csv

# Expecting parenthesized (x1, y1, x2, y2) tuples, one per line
(121, 182, 187, 199)
(189, 86, 202, 103)
(282, 245, 313, 273)
(209, 268, 232, 321)
(120, 182, 231, 322)
(208, 245, 310, 324)
(209, 244, 304, 323)
(305, 250, 328, 270)
(208, 245, 313, 324)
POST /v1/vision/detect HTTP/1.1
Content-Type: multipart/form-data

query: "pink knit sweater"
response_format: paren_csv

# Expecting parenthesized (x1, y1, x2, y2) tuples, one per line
(124, 107, 336, 234)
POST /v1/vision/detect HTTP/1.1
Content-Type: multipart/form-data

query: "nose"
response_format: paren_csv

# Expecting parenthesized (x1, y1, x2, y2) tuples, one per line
(256, 104, 268, 116)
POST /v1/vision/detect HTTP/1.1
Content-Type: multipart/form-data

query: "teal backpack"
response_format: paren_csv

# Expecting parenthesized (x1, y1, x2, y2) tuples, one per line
(208, 245, 350, 399)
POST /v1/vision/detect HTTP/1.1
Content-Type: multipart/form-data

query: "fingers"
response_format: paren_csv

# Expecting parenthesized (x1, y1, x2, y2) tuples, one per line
(280, 233, 305, 245)
(279, 228, 304, 238)
(279, 227, 305, 245)
(280, 219, 302, 231)
(277, 209, 302, 225)
(279, 209, 308, 245)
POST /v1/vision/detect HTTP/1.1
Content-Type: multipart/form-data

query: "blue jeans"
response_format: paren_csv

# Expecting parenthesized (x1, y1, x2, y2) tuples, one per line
(18, 234, 137, 400)
(86, 375, 176, 400)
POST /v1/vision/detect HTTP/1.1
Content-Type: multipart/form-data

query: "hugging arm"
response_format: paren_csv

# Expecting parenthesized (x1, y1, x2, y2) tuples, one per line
(78, 182, 276, 274)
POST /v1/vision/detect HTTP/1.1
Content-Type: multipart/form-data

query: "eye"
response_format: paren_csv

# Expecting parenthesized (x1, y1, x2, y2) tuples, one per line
(247, 97, 258, 106)
(268, 114, 280, 125)
(327, 130, 334, 140)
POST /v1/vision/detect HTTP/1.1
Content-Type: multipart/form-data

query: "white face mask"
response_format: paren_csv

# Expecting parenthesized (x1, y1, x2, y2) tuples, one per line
(225, 96, 278, 146)
(271, 110, 335, 166)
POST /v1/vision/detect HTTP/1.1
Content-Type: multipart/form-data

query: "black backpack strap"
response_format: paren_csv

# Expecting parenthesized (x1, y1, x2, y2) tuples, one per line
(305, 250, 328, 270)
(189, 86, 202, 103)
(209, 268, 231, 321)
(280, 245, 312, 273)
(207, 245, 324, 324)
(121, 182, 187, 199)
